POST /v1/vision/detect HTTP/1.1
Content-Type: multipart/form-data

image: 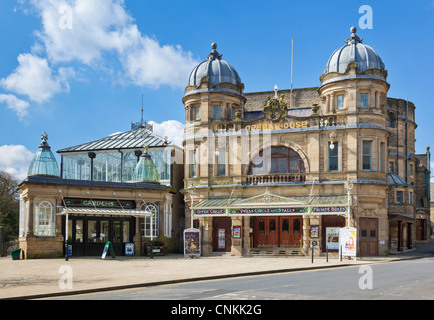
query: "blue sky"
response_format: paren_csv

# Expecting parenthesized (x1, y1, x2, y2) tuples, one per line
(0, 0, 433, 180)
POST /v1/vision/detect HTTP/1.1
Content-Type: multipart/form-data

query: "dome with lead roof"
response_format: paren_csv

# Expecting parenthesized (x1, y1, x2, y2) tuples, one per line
(323, 27, 385, 75)
(188, 43, 242, 88)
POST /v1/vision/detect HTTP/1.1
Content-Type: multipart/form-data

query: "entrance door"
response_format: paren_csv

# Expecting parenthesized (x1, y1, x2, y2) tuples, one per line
(71, 219, 84, 256)
(359, 218, 378, 256)
(416, 219, 425, 241)
(280, 217, 302, 246)
(213, 217, 232, 252)
(254, 217, 278, 247)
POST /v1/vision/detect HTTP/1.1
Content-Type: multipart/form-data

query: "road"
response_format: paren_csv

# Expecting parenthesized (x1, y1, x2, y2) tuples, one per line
(47, 256, 434, 301)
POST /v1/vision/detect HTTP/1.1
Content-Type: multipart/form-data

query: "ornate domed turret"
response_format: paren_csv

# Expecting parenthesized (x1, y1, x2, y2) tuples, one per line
(28, 132, 60, 177)
(186, 43, 243, 96)
(323, 27, 386, 77)
(131, 144, 160, 184)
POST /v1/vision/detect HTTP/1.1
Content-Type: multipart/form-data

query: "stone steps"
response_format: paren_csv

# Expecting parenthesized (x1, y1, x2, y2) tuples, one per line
(250, 247, 301, 256)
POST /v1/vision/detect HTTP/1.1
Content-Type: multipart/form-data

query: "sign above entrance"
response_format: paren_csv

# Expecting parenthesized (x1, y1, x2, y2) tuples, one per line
(64, 198, 135, 209)
(230, 207, 307, 215)
(193, 206, 348, 217)
(244, 121, 308, 132)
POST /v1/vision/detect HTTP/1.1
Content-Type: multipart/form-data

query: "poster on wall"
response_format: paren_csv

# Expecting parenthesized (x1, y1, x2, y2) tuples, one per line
(339, 227, 357, 257)
(184, 228, 201, 258)
(218, 228, 226, 249)
(310, 225, 319, 238)
(326, 228, 340, 250)
(233, 226, 241, 238)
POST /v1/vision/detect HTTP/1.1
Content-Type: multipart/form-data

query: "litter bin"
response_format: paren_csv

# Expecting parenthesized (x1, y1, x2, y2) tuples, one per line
(10, 249, 21, 260)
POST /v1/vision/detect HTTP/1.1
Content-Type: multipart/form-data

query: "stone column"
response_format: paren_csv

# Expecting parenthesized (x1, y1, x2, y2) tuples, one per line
(242, 216, 251, 256)
(27, 197, 34, 236)
(133, 200, 143, 255)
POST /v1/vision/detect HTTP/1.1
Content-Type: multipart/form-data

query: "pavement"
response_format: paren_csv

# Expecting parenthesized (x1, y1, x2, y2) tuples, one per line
(1, 241, 434, 300)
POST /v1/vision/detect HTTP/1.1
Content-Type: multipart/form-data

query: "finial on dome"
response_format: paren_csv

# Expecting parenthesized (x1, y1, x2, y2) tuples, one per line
(208, 42, 222, 61)
(40, 132, 49, 147)
(345, 26, 363, 44)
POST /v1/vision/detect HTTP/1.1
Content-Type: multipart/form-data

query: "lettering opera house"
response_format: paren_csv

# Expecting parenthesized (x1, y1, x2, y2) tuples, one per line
(18, 27, 431, 258)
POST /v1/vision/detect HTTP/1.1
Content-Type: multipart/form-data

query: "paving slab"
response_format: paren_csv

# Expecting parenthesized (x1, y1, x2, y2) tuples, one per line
(1, 241, 433, 300)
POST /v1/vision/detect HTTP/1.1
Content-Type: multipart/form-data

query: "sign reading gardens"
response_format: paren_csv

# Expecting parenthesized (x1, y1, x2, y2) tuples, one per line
(64, 198, 135, 209)
(193, 206, 347, 216)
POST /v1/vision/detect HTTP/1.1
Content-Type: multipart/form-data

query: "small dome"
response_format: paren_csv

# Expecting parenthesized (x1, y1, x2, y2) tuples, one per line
(131, 145, 160, 184)
(323, 27, 385, 74)
(28, 132, 60, 177)
(188, 43, 242, 87)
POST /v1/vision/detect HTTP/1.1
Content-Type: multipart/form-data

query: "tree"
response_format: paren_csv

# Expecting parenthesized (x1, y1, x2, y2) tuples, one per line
(0, 171, 19, 242)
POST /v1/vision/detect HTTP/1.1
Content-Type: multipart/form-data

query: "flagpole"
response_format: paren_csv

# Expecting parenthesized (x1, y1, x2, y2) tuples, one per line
(290, 37, 294, 108)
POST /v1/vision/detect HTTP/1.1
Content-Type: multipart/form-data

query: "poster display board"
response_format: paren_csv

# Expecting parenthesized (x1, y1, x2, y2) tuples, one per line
(339, 227, 357, 257)
(125, 243, 134, 256)
(326, 227, 340, 250)
(184, 228, 201, 258)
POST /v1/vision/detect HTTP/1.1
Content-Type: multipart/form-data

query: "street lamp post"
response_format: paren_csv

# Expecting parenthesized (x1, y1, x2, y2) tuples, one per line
(344, 176, 354, 228)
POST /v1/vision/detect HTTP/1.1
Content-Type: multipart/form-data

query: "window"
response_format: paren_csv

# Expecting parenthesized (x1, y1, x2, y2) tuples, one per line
(34, 200, 55, 236)
(248, 146, 305, 175)
(337, 95, 345, 110)
(387, 113, 396, 128)
(396, 191, 403, 204)
(213, 105, 221, 120)
(360, 93, 369, 108)
(328, 142, 339, 172)
(140, 203, 159, 238)
(189, 150, 196, 178)
(409, 192, 413, 205)
(231, 107, 236, 120)
(380, 142, 385, 172)
(194, 107, 200, 121)
(362, 141, 372, 171)
(389, 162, 395, 173)
(410, 164, 414, 175)
(217, 149, 226, 176)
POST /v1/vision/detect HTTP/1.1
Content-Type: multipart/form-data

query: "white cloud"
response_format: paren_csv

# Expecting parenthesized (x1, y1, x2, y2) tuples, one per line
(0, 94, 30, 119)
(30, 0, 198, 88)
(0, 53, 70, 103)
(0, 145, 35, 182)
(149, 120, 185, 148)
(123, 37, 197, 88)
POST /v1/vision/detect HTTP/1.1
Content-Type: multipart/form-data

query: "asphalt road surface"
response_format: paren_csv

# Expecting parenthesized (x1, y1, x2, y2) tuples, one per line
(49, 256, 434, 301)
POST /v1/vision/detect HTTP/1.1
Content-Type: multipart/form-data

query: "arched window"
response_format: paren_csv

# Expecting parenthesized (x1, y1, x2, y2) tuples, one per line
(140, 203, 159, 238)
(387, 113, 396, 128)
(34, 200, 55, 236)
(248, 146, 305, 175)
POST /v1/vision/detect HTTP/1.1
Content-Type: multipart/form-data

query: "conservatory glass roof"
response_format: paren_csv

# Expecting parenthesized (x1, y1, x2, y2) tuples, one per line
(57, 128, 171, 153)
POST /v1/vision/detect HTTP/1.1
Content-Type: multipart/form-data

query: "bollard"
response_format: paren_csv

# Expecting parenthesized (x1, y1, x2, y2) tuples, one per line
(311, 246, 314, 263)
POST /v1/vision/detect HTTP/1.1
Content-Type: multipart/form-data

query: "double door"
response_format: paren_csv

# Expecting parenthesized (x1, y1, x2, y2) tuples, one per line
(254, 216, 302, 247)
(67, 216, 134, 256)
(359, 218, 378, 256)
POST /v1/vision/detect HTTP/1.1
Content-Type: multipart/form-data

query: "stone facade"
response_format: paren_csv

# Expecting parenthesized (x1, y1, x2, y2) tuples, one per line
(182, 29, 430, 257)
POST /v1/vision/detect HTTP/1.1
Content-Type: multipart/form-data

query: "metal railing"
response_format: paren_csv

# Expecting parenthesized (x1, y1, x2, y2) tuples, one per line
(245, 173, 307, 185)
